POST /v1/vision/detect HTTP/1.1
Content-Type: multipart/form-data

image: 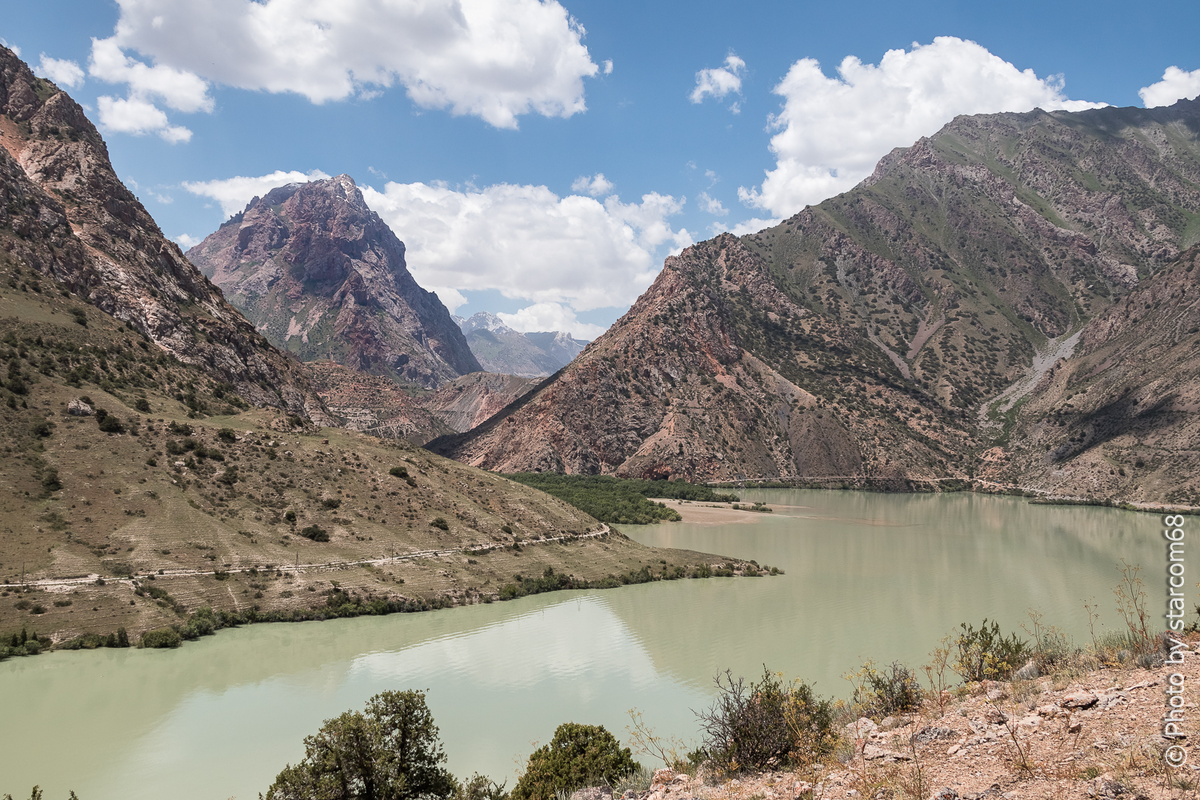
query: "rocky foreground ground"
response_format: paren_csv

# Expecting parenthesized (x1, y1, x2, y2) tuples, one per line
(591, 635, 1200, 800)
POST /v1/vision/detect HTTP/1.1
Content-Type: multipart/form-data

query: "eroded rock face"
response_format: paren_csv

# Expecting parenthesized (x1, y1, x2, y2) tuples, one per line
(434, 101, 1200, 492)
(0, 46, 329, 422)
(187, 175, 480, 389)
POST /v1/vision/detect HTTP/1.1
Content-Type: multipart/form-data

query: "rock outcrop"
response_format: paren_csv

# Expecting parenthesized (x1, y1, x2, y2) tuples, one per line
(0, 45, 329, 420)
(187, 175, 480, 389)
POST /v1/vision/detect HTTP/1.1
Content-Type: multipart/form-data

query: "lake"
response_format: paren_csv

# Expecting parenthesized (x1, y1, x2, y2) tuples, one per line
(0, 490, 1179, 799)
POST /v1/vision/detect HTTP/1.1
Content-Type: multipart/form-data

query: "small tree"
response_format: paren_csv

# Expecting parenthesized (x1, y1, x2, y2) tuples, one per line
(266, 689, 456, 800)
(512, 723, 640, 800)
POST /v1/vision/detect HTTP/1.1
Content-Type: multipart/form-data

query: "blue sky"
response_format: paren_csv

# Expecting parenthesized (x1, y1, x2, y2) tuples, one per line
(3, 0, 1199, 338)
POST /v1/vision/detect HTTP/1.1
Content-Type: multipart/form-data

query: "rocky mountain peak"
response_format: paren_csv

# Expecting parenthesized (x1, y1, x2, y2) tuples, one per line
(187, 174, 480, 389)
(461, 312, 515, 335)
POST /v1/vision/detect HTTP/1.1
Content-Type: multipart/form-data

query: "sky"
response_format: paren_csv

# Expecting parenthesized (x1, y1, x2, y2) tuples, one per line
(3, 0, 1199, 340)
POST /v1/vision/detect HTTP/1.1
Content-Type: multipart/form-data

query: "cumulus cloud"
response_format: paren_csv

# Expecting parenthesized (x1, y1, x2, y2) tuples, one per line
(571, 173, 614, 197)
(0, 39, 21, 58)
(498, 302, 605, 340)
(88, 0, 599, 137)
(35, 54, 85, 88)
(739, 37, 1106, 218)
(690, 54, 745, 104)
(708, 216, 783, 238)
(427, 286, 467, 315)
(96, 95, 192, 142)
(1139, 66, 1200, 108)
(698, 192, 728, 216)
(174, 233, 201, 248)
(603, 60, 613, 75)
(361, 180, 692, 313)
(182, 169, 332, 217)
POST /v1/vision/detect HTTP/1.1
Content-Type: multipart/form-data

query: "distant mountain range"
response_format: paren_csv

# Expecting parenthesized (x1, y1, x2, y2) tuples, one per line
(432, 99, 1200, 505)
(456, 312, 587, 377)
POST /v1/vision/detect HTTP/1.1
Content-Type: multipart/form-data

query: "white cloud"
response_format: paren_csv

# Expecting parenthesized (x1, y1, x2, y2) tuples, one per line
(709, 216, 782, 238)
(35, 54, 85, 88)
(361, 180, 692, 313)
(1, 39, 21, 58)
(698, 191, 728, 216)
(1139, 66, 1200, 108)
(90, 37, 213, 112)
(571, 173, 614, 197)
(427, 286, 468, 315)
(603, 59, 613, 75)
(90, 0, 599, 133)
(182, 169, 332, 218)
(95, 95, 193, 142)
(175, 233, 201, 248)
(740, 37, 1106, 218)
(690, 53, 745, 104)
(498, 302, 605, 340)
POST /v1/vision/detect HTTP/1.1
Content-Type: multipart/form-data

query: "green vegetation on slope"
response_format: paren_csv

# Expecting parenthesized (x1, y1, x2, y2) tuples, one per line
(503, 474, 738, 525)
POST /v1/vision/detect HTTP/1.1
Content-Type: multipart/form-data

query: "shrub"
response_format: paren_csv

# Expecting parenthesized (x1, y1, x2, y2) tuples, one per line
(321, 497, 341, 509)
(140, 627, 182, 648)
(511, 723, 640, 800)
(40, 468, 62, 492)
(300, 525, 330, 542)
(953, 619, 1028, 682)
(217, 467, 239, 486)
(217, 428, 237, 443)
(696, 667, 837, 772)
(266, 689, 456, 800)
(134, 397, 151, 413)
(97, 412, 125, 434)
(851, 661, 921, 719)
(456, 774, 509, 800)
(390, 466, 409, 478)
(430, 517, 449, 531)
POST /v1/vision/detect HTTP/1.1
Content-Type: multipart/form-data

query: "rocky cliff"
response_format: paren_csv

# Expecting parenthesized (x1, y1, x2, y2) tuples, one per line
(460, 312, 586, 377)
(0, 46, 328, 420)
(433, 100, 1200, 498)
(187, 176, 480, 389)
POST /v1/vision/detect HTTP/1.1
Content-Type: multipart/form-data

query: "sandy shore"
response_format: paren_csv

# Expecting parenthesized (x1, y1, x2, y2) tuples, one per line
(658, 499, 809, 525)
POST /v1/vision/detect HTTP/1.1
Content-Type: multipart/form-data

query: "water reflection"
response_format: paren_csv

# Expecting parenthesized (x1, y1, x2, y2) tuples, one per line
(0, 491, 1178, 800)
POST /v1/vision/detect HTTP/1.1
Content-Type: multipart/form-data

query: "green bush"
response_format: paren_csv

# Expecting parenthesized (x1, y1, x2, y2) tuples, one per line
(266, 689, 456, 800)
(430, 517, 449, 531)
(140, 627, 182, 649)
(696, 667, 837, 772)
(852, 661, 921, 719)
(953, 619, 1028, 682)
(300, 525, 329, 542)
(390, 466, 409, 478)
(217, 428, 237, 443)
(511, 723, 640, 800)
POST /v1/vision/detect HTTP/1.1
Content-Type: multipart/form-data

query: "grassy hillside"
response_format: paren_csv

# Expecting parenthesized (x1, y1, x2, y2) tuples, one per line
(0, 260, 755, 646)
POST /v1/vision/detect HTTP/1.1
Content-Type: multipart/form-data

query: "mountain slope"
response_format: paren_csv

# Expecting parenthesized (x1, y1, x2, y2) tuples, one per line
(983, 244, 1200, 503)
(187, 176, 480, 389)
(433, 100, 1200, 496)
(0, 46, 328, 421)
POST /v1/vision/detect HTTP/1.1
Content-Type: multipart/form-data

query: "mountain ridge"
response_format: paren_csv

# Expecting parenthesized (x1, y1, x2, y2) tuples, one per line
(433, 98, 1200, 502)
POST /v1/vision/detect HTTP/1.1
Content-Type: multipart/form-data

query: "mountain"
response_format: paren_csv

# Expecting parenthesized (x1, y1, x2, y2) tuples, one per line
(433, 99, 1200, 499)
(0, 46, 328, 422)
(419, 371, 542, 433)
(186, 176, 480, 389)
(983, 243, 1200, 505)
(459, 312, 587, 377)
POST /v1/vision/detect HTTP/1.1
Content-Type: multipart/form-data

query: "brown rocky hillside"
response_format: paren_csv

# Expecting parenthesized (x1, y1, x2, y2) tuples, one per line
(187, 175, 480, 389)
(0, 46, 328, 422)
(433, 100, 1200, 500)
